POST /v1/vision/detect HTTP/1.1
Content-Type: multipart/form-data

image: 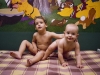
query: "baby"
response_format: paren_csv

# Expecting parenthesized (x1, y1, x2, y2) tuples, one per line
(10, 16, 64, 66)
(42, 24, 83, 68)
(57, 24, 83, 68)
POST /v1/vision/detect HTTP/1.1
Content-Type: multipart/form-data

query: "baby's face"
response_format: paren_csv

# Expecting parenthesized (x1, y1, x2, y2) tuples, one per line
(64, 25, 78, 42)
(35, 18, 47, 31)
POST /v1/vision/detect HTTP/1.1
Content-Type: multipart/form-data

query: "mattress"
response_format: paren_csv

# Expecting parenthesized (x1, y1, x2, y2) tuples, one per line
(0, 50, 100, 75)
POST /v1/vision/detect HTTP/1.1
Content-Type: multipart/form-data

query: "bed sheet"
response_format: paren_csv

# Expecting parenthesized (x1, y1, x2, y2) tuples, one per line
(0, 50, 100, 75)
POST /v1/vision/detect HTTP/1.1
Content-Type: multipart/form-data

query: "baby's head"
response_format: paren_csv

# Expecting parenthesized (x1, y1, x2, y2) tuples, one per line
(34, 16, 47, 25)
(65, 24, 79, 33)
(64, 24, 79, 42)
(34, 16, 48, 31)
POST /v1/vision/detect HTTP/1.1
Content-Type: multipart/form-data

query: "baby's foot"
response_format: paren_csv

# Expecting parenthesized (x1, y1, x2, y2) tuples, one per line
(10, 52, 21, 59)
(26, 59, 33, 67)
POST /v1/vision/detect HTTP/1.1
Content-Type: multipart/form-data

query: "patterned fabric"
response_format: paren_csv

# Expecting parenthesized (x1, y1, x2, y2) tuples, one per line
(0, 51, 100, 75)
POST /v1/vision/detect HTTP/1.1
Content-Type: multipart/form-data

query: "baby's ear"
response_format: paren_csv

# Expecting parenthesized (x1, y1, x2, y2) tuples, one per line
(46, 25, 48, 27)
(35, 27, 37, 30)
(77, 34, 79, 37)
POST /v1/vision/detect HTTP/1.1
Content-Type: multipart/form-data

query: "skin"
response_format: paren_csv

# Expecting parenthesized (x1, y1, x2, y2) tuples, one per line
(57, 24, 83, 68)
(10, 16, 64, 67)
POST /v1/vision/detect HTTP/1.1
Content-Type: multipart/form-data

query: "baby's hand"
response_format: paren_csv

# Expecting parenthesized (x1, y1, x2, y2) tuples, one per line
(77, 64, 84, 68)
(62, 62, 68, 67)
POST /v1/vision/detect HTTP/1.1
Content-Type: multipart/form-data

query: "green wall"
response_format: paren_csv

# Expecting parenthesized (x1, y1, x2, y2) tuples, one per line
(0, 32, 100, 51)
(0, 0, 100, 51)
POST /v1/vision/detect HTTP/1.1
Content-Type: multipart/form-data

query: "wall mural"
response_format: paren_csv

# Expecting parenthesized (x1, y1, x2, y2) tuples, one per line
(0, 0, 100, 32)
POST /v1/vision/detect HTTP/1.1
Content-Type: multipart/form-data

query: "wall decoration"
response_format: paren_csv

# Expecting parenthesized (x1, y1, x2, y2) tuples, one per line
(50, 18, 68, 26)
(0, 0, 100, 32)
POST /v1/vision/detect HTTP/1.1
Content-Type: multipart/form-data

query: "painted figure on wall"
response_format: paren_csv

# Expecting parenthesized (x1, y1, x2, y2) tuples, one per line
(33, 0, 51, 15)
(0, 0, 100, 31)
(0, 0, 41, 26)
(57, 0, 100, 29)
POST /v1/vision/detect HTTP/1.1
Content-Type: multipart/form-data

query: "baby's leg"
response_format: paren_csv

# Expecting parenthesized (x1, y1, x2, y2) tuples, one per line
(10, 40, 37, 59)
(42, 41, 57, 60)
(26, 50, 45, 67)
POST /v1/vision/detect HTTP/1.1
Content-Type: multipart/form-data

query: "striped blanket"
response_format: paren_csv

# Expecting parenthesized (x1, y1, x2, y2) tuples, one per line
(0, 50, 100, 75)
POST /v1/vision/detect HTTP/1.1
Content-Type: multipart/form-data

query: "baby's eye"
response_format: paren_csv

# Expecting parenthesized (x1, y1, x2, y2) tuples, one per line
(40, 22, 43, 24)
(67, 32, 70, 34)
(72, 33, 75, 35)
(35, 22, 38, 25)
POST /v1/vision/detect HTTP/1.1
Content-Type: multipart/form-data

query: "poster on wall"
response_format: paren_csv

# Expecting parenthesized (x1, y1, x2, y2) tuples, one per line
(0, 0, 100, 32)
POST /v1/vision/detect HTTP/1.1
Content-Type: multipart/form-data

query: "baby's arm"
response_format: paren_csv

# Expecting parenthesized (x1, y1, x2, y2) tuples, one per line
(58, 41, 68, 67)
(51, 32, 64, 39)
(32, 33, 36, 44)
(75, 42, 83, 68)
(31, 33, 38, 54)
